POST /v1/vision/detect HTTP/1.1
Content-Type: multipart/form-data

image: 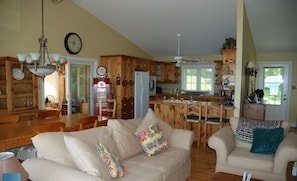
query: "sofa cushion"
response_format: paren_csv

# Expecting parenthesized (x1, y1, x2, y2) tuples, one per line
(136, 108, 173, 142)
(122, 147, 189, 180)
(228, 147, 274, 173)
(136, 124, 168, 157)
(250, 127, 284, 154)
(96, 143, 128, 178)
(32, 126, 120, 169)
(107, 118, 143, 160)
(63, 135, 111, 180)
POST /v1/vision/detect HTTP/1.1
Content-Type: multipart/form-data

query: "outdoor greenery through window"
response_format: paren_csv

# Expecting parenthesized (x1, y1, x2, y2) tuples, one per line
(181, 65, 214, 94)
(263, 67, 283, 105)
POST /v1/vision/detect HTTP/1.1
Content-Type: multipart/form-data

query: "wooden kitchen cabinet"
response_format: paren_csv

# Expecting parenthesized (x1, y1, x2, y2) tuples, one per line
(0, 57, 38, 120)
(100, 55, 150, 119)
(155, 62, 179, 83)
(221, 48, 236, 89)
(214, 60, 223, 85)
(243, 103, 265, 120)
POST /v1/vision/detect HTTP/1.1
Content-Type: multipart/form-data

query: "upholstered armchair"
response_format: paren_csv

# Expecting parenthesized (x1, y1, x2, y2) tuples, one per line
(208, 117, 297, 181)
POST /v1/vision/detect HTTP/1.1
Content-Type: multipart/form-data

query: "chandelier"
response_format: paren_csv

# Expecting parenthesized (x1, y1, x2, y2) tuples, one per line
(17, 0, 65, 78)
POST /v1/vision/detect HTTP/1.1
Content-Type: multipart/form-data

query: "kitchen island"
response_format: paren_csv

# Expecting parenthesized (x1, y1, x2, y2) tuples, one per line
(149, 99, 234, 130)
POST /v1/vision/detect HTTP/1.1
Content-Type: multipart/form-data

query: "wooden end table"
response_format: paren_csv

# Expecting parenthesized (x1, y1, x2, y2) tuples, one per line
(211, 172, 263, 181)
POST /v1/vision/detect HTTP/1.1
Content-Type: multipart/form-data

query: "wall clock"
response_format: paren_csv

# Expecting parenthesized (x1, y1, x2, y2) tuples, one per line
(96, 66, 107, 77)
(64, 32, 82, 54)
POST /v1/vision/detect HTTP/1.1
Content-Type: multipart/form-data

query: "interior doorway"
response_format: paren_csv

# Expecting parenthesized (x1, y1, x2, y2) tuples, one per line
(256, 62, 291, 121)
(44, 57, 97, 115)
(65, 57, 98, 115)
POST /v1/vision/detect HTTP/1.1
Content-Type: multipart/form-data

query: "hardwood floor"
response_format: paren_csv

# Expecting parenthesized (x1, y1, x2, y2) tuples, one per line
(188, 145, 216, 181)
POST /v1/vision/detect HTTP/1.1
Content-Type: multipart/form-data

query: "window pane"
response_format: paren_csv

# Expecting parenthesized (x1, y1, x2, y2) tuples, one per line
(185, 69, 197, 90)
(181, 65, 214, 93)
(200, 68, 213, 91)
(263, 67, 283, 105)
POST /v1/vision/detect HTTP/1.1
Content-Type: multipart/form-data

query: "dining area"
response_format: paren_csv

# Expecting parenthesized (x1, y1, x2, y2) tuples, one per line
(0, 111, 107, 152)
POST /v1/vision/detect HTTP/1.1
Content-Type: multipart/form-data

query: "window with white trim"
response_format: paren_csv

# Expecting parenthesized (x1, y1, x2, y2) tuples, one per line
(181, 65, 214, 94)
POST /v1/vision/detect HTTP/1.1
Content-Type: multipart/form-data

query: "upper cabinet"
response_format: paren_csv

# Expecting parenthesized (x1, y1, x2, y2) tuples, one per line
(214, 60, 223, 85)
(152, 61, 179, 83)
(0, 57, 38, 120)
(221, 48, 236, 89)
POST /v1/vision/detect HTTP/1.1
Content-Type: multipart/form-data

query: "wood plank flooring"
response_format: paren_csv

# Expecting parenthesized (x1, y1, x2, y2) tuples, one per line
(188, 145, 216, 181)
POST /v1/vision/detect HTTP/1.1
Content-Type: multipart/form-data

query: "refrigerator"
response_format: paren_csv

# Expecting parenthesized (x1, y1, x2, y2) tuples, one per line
(134, 71, 149, 118)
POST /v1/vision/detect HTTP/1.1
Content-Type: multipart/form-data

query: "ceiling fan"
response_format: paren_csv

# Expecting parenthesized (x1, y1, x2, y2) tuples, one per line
(174, 34, 201, 67)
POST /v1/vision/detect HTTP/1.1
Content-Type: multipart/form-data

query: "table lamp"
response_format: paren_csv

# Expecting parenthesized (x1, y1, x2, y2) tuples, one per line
(0, 152, 29, 181)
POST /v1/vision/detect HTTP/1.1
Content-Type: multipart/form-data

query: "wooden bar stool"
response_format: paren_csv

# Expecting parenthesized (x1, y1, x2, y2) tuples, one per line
(184, 102, 204, 147)
(203, 103, 224, 148)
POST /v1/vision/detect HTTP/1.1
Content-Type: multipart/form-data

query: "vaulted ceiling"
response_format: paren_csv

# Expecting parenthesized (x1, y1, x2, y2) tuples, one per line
(72, 0, 297, 58)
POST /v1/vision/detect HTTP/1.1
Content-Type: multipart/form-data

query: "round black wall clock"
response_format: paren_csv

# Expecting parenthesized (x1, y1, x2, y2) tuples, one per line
(64, 32, 82, 54)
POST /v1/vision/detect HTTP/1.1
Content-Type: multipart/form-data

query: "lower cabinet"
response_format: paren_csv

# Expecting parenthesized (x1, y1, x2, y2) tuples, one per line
(243, 103, 265, 120)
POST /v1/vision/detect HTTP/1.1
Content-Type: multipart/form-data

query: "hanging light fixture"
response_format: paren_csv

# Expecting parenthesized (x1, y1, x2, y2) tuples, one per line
(17, 0, 65, 78)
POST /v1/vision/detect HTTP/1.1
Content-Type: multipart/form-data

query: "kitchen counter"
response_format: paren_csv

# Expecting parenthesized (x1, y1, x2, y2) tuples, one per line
(150, 94, 226, 102)
(149, 100, 234, 129)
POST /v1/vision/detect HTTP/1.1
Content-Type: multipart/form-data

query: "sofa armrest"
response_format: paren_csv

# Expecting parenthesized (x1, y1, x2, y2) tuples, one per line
(22, 158, 104, 181)
(168, 129, 195, 151)
(208, 126, 235, 164)
(273, 132, 297, 175)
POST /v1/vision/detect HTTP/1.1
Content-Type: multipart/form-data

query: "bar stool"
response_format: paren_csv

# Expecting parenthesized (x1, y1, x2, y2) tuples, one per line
(184, 102, 204, 147)
(203, 103, 224, 148)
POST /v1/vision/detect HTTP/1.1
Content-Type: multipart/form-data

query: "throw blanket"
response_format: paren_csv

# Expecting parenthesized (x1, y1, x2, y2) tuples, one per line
(235, 117, 281, 144)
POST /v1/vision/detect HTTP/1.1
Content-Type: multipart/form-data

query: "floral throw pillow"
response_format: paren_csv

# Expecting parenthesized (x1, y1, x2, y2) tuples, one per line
(96, 143, 128, 178)
(136, 123, 168, 157)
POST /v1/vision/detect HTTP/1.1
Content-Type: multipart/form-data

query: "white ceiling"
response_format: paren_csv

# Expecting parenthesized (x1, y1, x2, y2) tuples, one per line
(72, 0, 297, 58)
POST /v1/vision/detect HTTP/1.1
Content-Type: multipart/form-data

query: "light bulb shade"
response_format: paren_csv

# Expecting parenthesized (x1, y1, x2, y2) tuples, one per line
(27, 64, 56, 77)
(30, 53, 40, 61)
(25, 56, 33, 64)
(175, 62, 181, 67)
(17, 54, 26, 62)
(247, 61, 255, 68)
(51, 54, 61, 62)
(59, 57, 66, 64)
(0, 152, 29, 181)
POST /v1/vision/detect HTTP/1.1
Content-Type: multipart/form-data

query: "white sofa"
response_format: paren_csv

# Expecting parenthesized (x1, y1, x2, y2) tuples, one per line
(208, 117, 297, 181)
(22, 109, 195, 181)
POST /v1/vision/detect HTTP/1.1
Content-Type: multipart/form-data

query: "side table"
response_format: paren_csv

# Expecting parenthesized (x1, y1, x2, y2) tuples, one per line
(287, 161, 297, 181)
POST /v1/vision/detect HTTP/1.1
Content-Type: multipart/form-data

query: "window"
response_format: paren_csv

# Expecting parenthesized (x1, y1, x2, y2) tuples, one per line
(181, 65, 214, 94)
(263, 67, 283, 105)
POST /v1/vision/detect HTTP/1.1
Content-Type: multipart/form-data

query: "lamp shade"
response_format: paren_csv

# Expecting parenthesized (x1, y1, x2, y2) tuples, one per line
(247, 61, 255, 68)
(0, 152, 29, 181)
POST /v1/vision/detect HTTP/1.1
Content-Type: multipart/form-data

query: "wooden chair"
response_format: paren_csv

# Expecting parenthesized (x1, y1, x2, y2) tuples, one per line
(36, 110, 60, 119)
(99, 99, 116, 119)
(17, 122, 66, 161)
(203, 103, 224, 147)
(0, 115, 20, 123)
(32, 122, 65, 135)
(75, 116, 98, 131)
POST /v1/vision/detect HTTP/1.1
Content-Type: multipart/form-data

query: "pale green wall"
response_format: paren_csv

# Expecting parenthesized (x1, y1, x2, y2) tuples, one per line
(0, 0, 151, 60)
(235, 0, 257, 117)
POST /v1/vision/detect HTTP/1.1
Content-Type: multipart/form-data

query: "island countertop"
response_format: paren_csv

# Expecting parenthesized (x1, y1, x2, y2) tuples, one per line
(150, 94, 226, 102)
(149, 100, 234, 129)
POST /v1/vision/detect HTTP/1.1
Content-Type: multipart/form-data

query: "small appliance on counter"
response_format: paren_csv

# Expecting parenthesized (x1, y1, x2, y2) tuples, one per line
(156, 87, 162, 94)
(149, 76, 156, 96)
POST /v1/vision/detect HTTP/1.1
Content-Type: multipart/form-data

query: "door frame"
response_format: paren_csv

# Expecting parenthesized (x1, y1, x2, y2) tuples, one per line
(65, 56, 98, 115)
(256, 61, 292, 122)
